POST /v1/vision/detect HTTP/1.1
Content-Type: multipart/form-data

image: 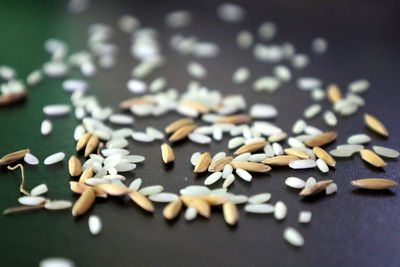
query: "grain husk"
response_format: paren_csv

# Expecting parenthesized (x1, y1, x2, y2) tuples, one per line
(180, 196, 210, 218)
(84, 135, 99, 157)
(262, 155, 300, 166)
(230, 161, 271, 172)
(351, 178, 398, 190)
(128, 191, 154, 212)
(284, 148, 310, 159)
(95, 184, 129, 196)
(364, 113, 388, 137)
(161, 143, 174, 163)
(327, 84, 342, 103)
(234, 141, 268, 155)
(216, 114, 251, 124)
(0, 148, 30, 165)
(208, 156, 233, 172)
(70, 181, 107, 198)
(223, 202, 239, 226)
(68, 155, 82, 176)
(360, 149, 387, 167)
(163, 200, 182, 220)
(72, 188, 96, 216)
(165, 118, 194, 134)
(305, 132, 337, 147)
(76, 133, 92, 151)
(168, 124, 197, 142)
(194, 152, 211, 173)
(79, 166, 93, 184)
(179, 100, 210, 113)
(299, 180, 333, 196)
(197, 195, 228, 205)
(313, 147, 336, 167)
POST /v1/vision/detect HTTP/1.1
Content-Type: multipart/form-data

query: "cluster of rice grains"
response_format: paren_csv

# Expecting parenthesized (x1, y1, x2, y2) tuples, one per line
(1, 2, 399, 257)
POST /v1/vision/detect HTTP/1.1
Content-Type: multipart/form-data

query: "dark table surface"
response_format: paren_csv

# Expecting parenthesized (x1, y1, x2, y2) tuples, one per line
(1, 0, 400, 266)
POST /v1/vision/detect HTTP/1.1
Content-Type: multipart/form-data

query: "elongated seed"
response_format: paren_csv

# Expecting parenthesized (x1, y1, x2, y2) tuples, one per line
(208, 156, 233, 172)
(161, 143, 174, 163)
(180, 196, 211, 218)
(79, 166, 93, 184)
(234, 141, 268, 155)
(163, 200, 182, 220)
(194, 152, 211, 173)
(351, 178, 398, 190)
(95, 184, 128, 196)
(76, 133, 92, 151)
(168, 124, 197, 142)
(165, 118, 193, 133)
(68, 155, 82, 176)
(299, 180, 333, 196)
(229, 161, 271, 172)
(72, 188, 96, 216)
(327, 84, 342, 103)
(84, 135, 99, 157)
(69, 181, 107, 198)
(305, 132, 337, 147)
(360, 149, 387, 167)
(216, 114, 251, 124)
(262, 155, 299, 166)
(364, 113, 388, 137)
(284, 148, 310, 159)
(0, 149, 30, 165)
(128, 191, 154, 212)
(223, 202, 239, 226)
(313, 147, 336, 167)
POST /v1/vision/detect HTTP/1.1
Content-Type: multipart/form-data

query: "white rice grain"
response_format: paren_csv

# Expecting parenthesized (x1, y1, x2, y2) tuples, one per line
(316, 158, 329, 173)
(43, 104, 71, 116)
(299, 210, 312, 223)
(285, 177, 305, 189)
(39, 258, 75, 267)
(274, 201, 287, 220)
(44, 152, 65, 165)
(148, 192, 179, 202)
(248, 193, 271, 204)
(184, 206, 198, 221)
(372, 146, 399, 158)
(204, 172, 223, 185)
(325, 183, 337, 195)
(31, 184, 48, 196)
(222, 174, 235, 188)
(284, 227, 304, 247)
(24, 153, 39, 165)
(109, 114, 134, 125)
(347, 134, 371, 144)
(244, 204, 274, 214)
(129, 178, 142, 191)
(138, 185, 164, 196)
(44, 200, 72, 210)
(236, 168, 252, 182)
(189, 133, 212, 144)
(289, 160, 316, 169)
(88, 215, 102, 235)
(303, 104, 321, 119)
(18, 196, 46, 206)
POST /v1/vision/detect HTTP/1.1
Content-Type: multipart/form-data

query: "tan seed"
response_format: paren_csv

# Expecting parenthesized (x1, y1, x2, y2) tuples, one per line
(128, 191, 154, 212)
(119, 97, 154, 109)
(163, 200, 182, 220)
(223, 202, 239, 226)
(305, 132, 337, 147)
(364, 113, 388, 137)
(351, 178, 398, 190)
(194, 152, 211, 173)
(70, 181, 107, 198)
(68, 155, 82, 176)
(230, 161, 271, 172)
(79, 166, 93, 184)
(197, 195, 228, 206)
(72, 188, 96, 216)
(168, 124, 197, 142)
(180, 196, 211, 218)
(234, 141, 269, 155)
(165, 118, 194, 134)
(360, 149, 387, 167)
(262, 155, 300, 166)
(313, 147, 336, 167)
(179, 100, 210, 113)
(327, 84, 342, 103)
(84, 135, 99, 157)
(0, 91, 27, 106)
(95, 184, 128, 196)
(284, 148, 310, 159)
(161, 143, 174, 164)
(268, 132, 287, 142)
(76, 133, 92, 151)
(215, 114, 251, 124)
(0, 148, 30, 165)
(208, 156, 233, 172)
(299, 180, 333, 196)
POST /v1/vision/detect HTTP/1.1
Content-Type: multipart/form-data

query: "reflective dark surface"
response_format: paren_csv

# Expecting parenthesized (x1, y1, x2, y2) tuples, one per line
(1, 0, 400, 266)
